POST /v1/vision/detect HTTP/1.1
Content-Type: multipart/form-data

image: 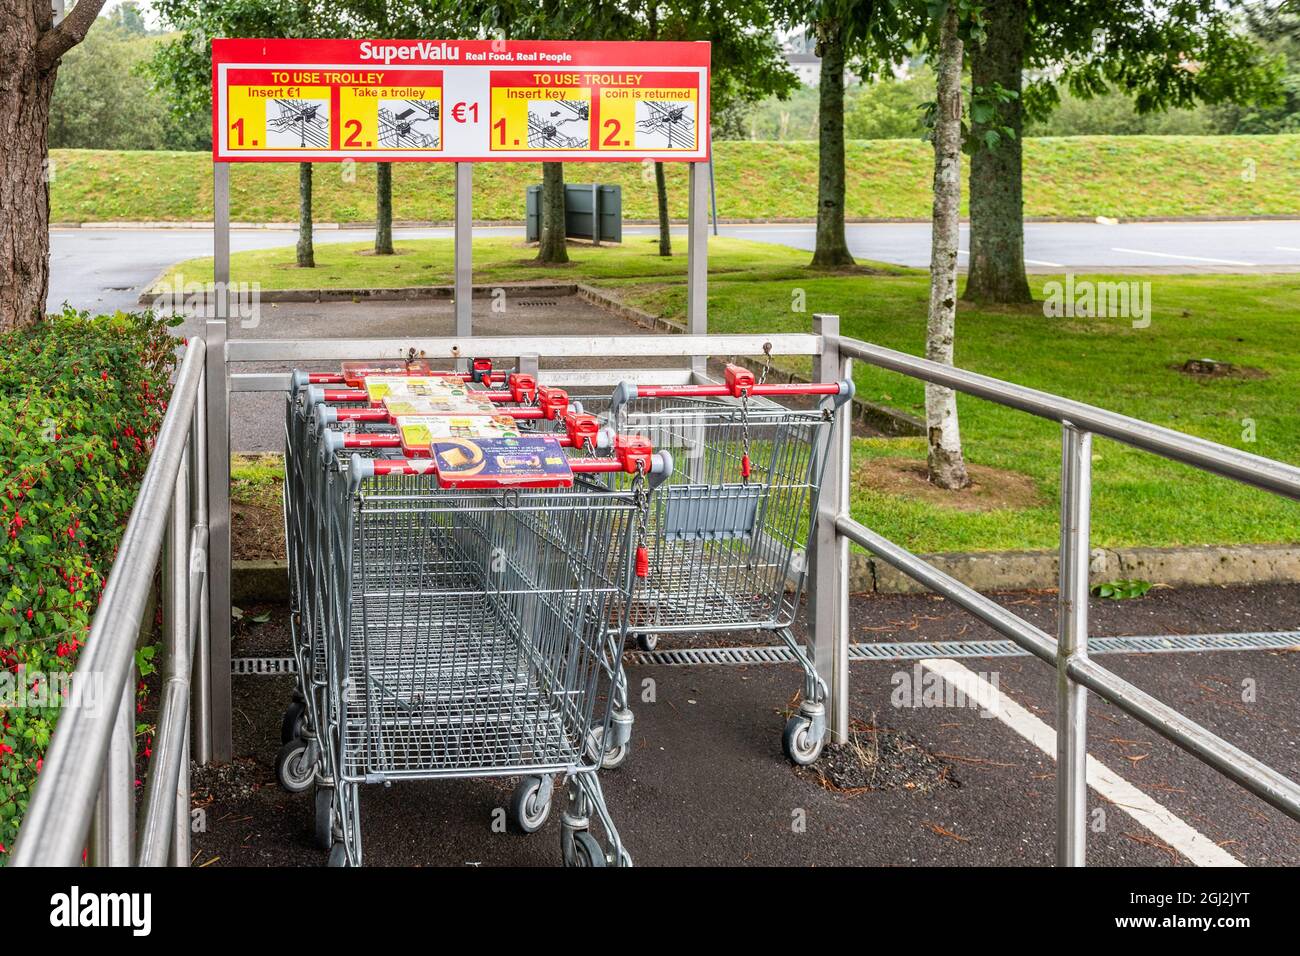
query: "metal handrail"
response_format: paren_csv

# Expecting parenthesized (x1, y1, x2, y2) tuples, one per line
(10, 340, 210, 867)
(835, 336, 1300, 499)
(830, 328, 1300, 865)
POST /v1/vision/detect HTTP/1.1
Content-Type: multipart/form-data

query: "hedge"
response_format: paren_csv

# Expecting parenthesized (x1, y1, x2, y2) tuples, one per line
(0, 308, 178, 859)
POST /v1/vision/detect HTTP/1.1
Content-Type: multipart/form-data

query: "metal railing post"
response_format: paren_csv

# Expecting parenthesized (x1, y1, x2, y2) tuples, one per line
(811, 313, 850, 743)
(88, 679, 134, 866)
(138, 448, 191, 864)
(192, 375, 211, 764)
(686, 162, 709, 377)
(1057, 423, 1092, 866)
(208, 162, 233, 762)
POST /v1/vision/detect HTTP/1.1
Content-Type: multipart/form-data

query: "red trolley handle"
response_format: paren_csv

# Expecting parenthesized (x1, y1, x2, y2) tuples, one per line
(292, 361, 506, 392)
(609, 363, 854, 416)
(325, 429, 594, 453)
(349, 444, 672, 485)
(305, 382, 559, 415)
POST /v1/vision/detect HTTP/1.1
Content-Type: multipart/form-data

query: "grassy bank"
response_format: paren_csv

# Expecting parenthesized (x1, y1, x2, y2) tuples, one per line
(52, 134, 1300, 224)
(166, 235, 1300, 554)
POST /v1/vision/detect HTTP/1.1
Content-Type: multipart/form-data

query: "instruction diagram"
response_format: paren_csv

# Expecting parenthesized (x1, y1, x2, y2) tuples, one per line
(377, 100, 441, 149)
(526, 100, 591, 149)
(266, 98, 330, 148)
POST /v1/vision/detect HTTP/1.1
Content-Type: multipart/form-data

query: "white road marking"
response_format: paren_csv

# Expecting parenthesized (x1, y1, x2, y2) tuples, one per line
(1111, 247, 1256, 267)
(955, 249, 1064, 268)
(918, 657, 1244, 867)
(1275, 246, 1300, 253)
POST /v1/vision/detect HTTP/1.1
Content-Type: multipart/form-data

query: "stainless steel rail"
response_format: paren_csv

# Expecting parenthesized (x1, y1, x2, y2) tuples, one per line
(833, 331, 1300, 865)
(10, 340, 211, 867)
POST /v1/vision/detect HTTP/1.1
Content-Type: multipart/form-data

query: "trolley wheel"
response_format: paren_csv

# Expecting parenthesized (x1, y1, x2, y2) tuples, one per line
(281, 700, 306, 744)
(326, 843, 349, 868)
(600, 742, 629, 770)
(314, 786, 334, 851)
(509, 776, 552, 834)
(566, 831, 607, 868)
(587, 726, 628, 770)
(782, 715, 825, 767)
(635, 633, 659, 652)
(276, 738, 315, 793)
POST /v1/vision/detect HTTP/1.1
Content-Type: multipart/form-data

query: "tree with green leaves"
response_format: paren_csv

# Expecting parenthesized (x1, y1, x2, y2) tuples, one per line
(341, 1, 457, 256)
(149, 0, 338, 269)
(778, 0, 902, 268)
(49, 17, 169, 149)
(962, 0, 1282, 304)
(1, 0, 108, 330)
(447, 0, 587, 264)
(621, 2, 796, 256)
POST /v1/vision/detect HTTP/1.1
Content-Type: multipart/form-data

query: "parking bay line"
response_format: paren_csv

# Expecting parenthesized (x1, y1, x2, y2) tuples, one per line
(918, 657, 1244, 867)
(956, 248, 1065, 268)
(1111, 247, 1256, 267)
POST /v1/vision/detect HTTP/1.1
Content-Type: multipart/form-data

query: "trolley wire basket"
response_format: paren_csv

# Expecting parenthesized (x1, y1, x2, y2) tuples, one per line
(570, 366, 854, 766)
(282, 371, 671, 868)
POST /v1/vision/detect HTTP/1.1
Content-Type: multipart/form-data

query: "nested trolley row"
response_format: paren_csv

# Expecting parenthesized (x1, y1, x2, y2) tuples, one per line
(278, 357, 851, 865)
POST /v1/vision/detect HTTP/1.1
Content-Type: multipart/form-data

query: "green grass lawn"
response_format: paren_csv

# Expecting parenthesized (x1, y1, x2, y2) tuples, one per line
(53, 134, 1300, 224)
(180, 235, 1300, 554)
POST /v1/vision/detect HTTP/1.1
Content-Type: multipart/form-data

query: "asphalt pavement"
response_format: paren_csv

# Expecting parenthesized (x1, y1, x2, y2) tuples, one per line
(194, 584, 1300, 868)
(49, 218, 1300, 314)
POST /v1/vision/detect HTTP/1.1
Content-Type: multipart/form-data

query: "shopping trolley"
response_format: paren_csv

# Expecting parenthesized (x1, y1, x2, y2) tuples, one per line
(311, 418, 670, 867)
(276, 361, 557, 805)
(575, 362, 854, 765)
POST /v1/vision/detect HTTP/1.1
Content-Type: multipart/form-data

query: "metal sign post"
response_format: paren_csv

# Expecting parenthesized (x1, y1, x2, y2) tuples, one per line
(454, 161, 473, 363)
(207, 164, 233, 763)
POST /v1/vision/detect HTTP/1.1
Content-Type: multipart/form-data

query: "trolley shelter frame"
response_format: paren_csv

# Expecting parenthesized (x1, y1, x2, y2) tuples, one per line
(200, 38, 850, 763)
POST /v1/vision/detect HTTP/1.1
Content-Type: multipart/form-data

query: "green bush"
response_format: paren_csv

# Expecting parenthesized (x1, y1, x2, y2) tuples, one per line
(0, 308, 178, 859)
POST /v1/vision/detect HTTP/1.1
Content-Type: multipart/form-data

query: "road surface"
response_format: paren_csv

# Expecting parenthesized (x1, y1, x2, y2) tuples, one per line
(49, 218, 1300, 314)
(197, 584, 1300, 867)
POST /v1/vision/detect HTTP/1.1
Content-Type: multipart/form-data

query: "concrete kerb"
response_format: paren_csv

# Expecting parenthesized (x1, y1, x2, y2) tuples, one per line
(55, 213, 1300, 231)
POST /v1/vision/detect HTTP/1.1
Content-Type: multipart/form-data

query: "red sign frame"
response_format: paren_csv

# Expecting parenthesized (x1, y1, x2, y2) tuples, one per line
(212, 38, 711, 164)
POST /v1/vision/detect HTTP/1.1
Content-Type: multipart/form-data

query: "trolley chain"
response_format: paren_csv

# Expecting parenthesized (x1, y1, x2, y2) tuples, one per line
(740, 389, 751, 483)
(758, 341, 773, 386)
(632, 463, 650, 578)
(741, 342, 773, 484)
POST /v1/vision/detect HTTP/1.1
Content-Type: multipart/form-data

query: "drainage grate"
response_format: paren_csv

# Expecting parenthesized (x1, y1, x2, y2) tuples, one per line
(231, 631, 1299, 674)
(626, 630, 1300, 667)
(231, 656, 297, 675)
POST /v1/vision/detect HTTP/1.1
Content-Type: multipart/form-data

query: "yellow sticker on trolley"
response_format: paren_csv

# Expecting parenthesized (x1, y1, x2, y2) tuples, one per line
(364, 375, 472, 404)
(397, 414, 522, 455)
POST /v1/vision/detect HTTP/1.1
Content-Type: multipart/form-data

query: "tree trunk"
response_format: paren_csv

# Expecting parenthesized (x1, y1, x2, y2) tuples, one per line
(963, 0, 1032, 304)
(536, 162, 569, 264)
(926, 2, 971, 491)
(0, 0, 103, 330)
(296, 162, 315, 268)
(811, 23, 854, 268)
(0, 17, 56, 329)
(654, 161, 671, 257)
(374, 161, 394, 255)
